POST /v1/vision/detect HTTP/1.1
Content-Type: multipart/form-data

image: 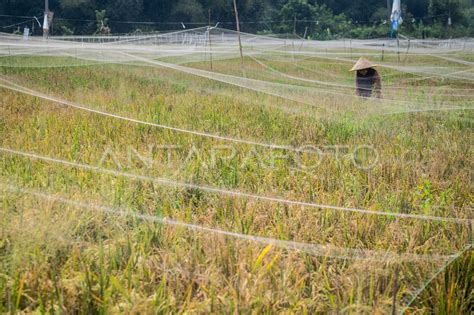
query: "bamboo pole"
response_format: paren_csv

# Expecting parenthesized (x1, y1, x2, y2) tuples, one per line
(298, 26, 308, 51)
(208, 9, 213, 71)
(43, 0, 49, 39)
(397, 34, 400, 62)
(391, 267, 400, 315)
(405, 38, 411, 63)
(233, 0, 244, 70)
(350, 39, 352, 59)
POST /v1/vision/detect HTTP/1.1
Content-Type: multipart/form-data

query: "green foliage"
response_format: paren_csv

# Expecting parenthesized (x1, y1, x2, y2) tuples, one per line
(94, 9, 109, 34)
(429, 0, 467, 25)
(0, 1, 472, 40)
(60, 24, 74, 35)
(60, 0, 90, 10)
(276, 0, 346, 39)
(171, 0, 205, 22)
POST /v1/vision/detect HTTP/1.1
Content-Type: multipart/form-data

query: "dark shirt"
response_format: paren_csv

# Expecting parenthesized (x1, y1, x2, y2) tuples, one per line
(356, 68, 382, 98)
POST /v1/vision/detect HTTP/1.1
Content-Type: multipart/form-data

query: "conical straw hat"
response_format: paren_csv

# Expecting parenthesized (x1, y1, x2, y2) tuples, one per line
(349, 57, 378, 72)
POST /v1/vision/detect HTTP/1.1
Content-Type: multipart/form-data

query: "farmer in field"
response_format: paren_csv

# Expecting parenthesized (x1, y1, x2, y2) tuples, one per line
(349, 57, 382, 98)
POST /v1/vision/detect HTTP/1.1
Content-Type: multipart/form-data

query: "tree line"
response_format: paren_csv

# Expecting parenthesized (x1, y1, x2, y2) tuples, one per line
(1, 0, 473, 38)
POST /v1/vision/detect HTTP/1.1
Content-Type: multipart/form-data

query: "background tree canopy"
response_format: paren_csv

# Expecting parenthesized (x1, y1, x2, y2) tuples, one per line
(1, 0, 473, 38)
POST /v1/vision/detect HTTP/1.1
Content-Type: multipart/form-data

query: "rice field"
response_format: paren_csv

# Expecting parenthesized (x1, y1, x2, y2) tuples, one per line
(0, 28, 473, 313)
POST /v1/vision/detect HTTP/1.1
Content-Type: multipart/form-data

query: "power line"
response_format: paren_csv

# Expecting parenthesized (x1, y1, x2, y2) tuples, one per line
(0, 14, 40, 19)
(0, 13, 454, 27)
(1, 18, 35, 29)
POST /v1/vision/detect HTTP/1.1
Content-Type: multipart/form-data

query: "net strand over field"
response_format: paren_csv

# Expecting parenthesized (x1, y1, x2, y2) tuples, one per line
(399, 243, 473, 313)
(0, 182, 462, 263)
(0, 75, 472, 161)
(1, 50, 472, 117)
(0, 77, 329, 150)
(1, 146, 471, 224)
(53, 46, 474, 111)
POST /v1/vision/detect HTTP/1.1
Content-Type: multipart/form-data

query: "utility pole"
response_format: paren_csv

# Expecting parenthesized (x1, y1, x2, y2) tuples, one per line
(233, 0, 244, 70)
(293, 13, 297, 35)
(387, 0, 391, 20)
(43, 0, 49, 38)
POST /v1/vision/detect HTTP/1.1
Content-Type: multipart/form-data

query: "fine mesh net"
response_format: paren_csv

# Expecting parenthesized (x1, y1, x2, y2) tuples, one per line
(0, 27, 472, 312)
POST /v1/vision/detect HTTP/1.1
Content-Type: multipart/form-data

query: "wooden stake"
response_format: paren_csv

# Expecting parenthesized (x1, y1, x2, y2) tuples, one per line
(382, 43, 385, 61)
(293, 13, 297, 35)
(208, 9, 213, 71)
(468, 220, 472, 246)
(298, 26, 308, 51)
(405, 39, 411, 63)
(391, 267, 400, 315)
(350, 39, 352, 59)
(397, 34, 400, 62)
(292, 42, 295, 60)
(233, 0, 244, 70)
